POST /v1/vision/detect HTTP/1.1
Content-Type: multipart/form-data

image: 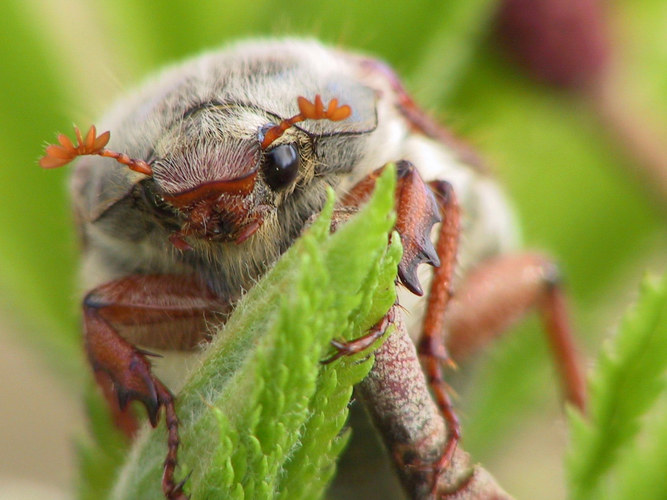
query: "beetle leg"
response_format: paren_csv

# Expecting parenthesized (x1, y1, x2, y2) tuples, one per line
(321, 304, 398, 364)
(85, 303, 186, 500)
(325, 161, 441, 360)
(83, 274, 229, 500)
(341, 160, 442, 295)
(417, 184, 587, 493)
(393, 164, 442, 296)
(332, 165, 470, 490)
(443, 253, 587, 410)
(330, 168, 464, 493)
(416, 180, 463, 484)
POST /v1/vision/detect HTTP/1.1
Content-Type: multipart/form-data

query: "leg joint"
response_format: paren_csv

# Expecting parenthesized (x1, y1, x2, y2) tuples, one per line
(395, 159, 415, 178)
(83, 291, 105, 310)
(539, 259, 564, 291)
(428, 179, 454, 205)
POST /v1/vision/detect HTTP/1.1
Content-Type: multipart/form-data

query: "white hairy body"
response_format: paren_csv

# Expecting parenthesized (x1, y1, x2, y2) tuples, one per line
(70, 39, 518, 382)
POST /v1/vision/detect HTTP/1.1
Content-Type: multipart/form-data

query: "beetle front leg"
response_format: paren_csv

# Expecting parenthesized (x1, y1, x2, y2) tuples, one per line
(324, 161, 441, 360)
(341, 160, 442, 295)
(332, 164, 464, 487)
(85, 303, 186, 500)
(83, 274, 229, 500)
(337, 170, 464, 479)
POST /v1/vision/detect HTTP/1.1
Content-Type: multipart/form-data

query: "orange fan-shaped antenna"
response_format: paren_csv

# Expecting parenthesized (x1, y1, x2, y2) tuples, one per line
(40, 125, 153, 176)
(260, 95, 352, 149)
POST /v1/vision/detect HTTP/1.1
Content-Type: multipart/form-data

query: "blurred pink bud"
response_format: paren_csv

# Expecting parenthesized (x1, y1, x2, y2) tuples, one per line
(496, 0, 610, 88)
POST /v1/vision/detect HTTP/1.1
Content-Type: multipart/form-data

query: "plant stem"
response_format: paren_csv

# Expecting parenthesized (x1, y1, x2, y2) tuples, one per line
(357, 310, 512, 499)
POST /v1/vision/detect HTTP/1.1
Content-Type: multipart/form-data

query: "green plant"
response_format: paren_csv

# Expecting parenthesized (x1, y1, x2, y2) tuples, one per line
(567, 275, 667, 500)
(80, 167, 400, 499)
(2, 1, 666, 499)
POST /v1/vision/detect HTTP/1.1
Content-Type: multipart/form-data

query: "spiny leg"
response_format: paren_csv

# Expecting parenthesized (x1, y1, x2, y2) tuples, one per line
(322, 304, 398, 364)
(328, 167, 464, 496)
(418, 185, 588, 496)
(325, 161, 441, 361)
(329, 167, 467, 493)
(340, 160, 441, 295)
(85, 305, 186, 500)
(84, 274, 228, 500)
(416, 180, 462, 484)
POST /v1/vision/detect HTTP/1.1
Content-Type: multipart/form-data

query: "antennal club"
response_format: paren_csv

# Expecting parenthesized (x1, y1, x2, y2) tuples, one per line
(260, 94, 352, 149)
(39, 125, 153, 176)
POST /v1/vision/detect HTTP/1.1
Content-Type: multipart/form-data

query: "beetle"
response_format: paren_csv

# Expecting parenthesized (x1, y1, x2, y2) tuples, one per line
(40, 38, 586, 499)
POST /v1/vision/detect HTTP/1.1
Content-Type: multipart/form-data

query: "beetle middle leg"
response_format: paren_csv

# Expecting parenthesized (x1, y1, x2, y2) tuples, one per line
(415, 179, 462, 481)
(83, 274, 229, 500)
(417, 180, 587, 490)
(441, 252, 587, 410)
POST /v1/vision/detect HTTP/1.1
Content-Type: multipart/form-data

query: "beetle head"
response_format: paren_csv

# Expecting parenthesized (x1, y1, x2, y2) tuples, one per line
(147, 128, 266, 246)
(41, 95, 351, 249)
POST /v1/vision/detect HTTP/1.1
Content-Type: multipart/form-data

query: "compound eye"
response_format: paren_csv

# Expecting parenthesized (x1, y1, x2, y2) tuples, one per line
(138, 180, 180, 229)
(262, 143, 299, 191)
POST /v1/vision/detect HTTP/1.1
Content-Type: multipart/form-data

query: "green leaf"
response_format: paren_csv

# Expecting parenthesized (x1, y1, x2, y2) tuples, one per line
(613, 395, 667, 500)
(567, 274, 667, 500)
(107, 166, 400, 499)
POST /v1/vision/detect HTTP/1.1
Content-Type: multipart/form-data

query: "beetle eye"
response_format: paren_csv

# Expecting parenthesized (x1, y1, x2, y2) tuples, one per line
(262, 143, 300, 191)
(140, 181, 178, 221)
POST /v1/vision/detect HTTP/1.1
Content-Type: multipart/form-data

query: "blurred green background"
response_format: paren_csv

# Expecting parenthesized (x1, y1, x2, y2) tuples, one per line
(0, 1, 665, 499)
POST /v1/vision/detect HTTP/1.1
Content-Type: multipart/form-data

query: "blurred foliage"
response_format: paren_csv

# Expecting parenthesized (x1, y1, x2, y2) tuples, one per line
(567, 275, 667, 500)
(1, 0, 665, 499)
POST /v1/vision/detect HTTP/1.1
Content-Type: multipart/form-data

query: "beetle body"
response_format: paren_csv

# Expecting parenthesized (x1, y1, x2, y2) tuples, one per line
(42, 38, 586, 500)
(72, 39, 517, 349)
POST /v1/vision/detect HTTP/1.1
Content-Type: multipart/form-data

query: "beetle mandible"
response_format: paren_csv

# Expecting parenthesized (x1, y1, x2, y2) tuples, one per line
(41, 38, 586, 499)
